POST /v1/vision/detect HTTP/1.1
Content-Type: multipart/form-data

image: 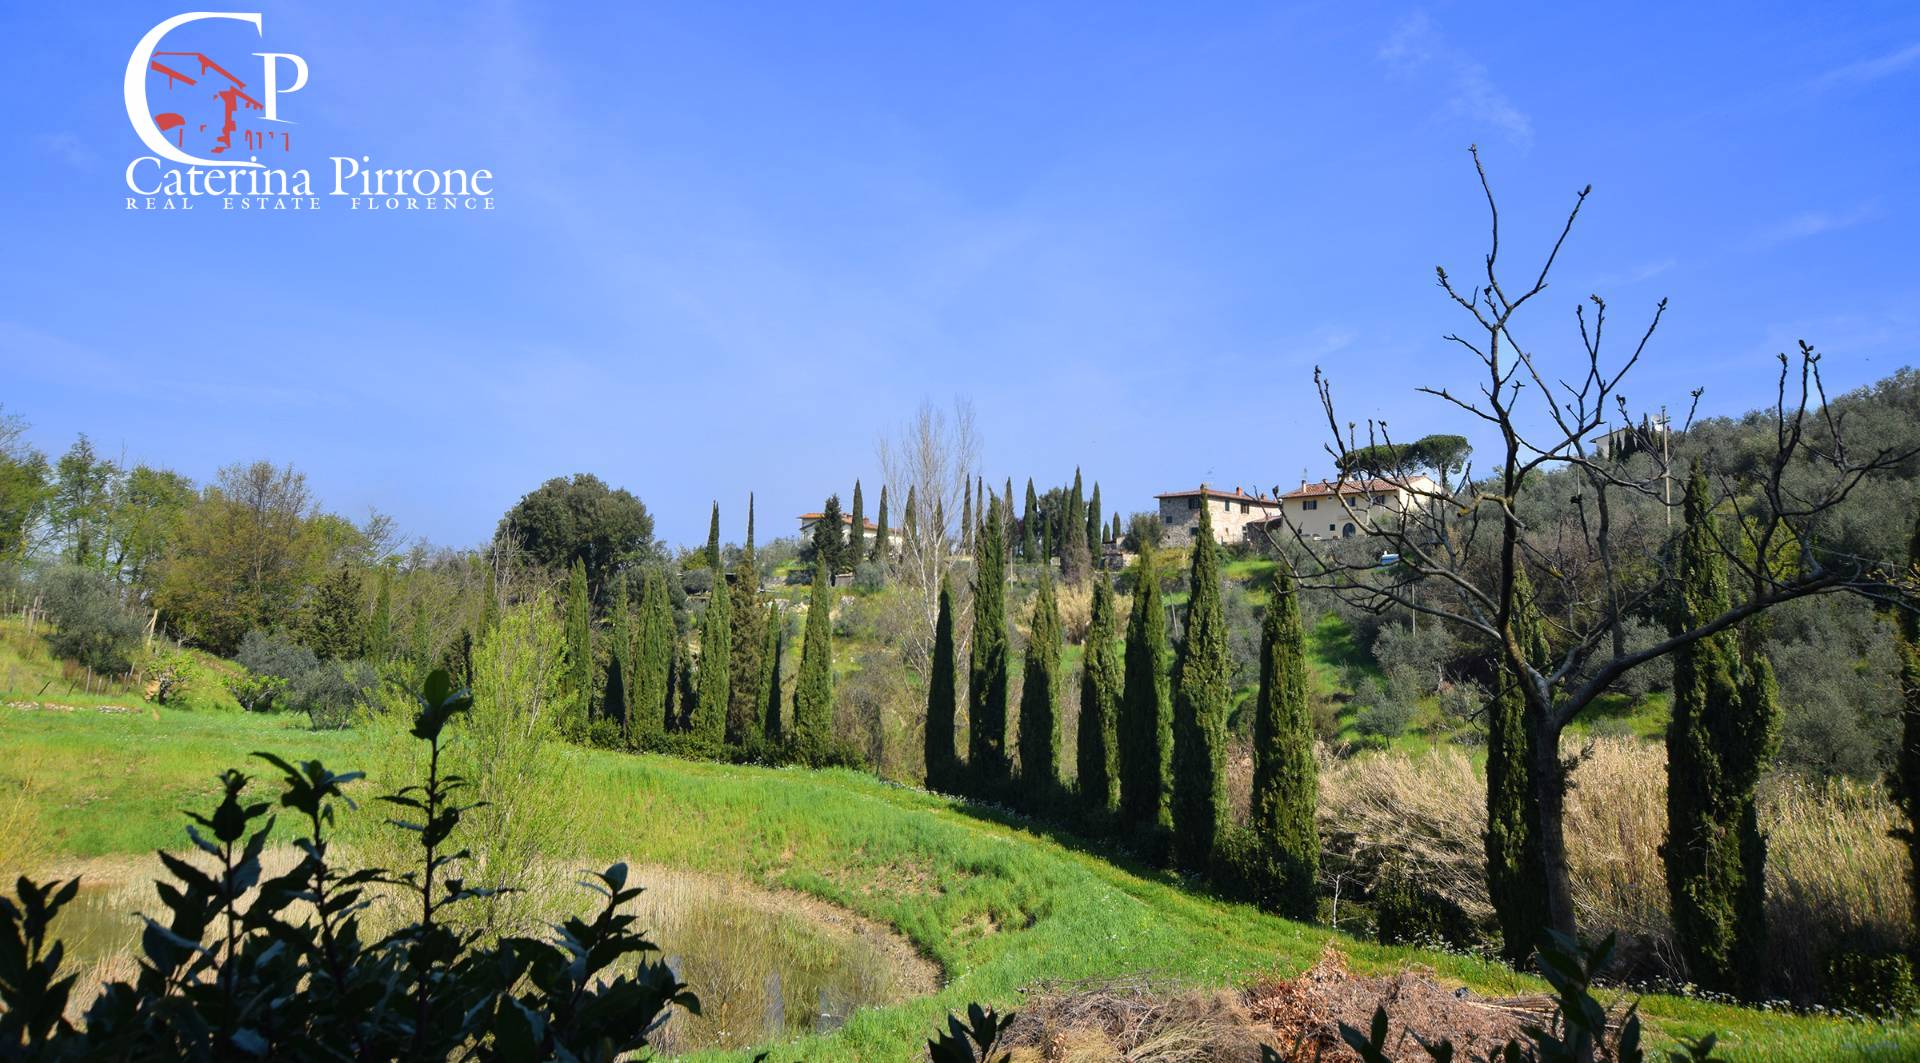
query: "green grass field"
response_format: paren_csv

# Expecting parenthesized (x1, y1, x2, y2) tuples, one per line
(3, 704, 1914, 1061)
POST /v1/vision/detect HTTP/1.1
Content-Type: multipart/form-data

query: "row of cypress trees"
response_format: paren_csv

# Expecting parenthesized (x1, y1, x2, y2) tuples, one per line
(923, 495, 1319, 919)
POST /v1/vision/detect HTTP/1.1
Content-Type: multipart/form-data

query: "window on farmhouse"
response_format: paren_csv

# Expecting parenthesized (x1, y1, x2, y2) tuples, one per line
(1240, 502, 1249, 514)
(1187, 497, 1200, 510)
(1303, 499, 1318, 511)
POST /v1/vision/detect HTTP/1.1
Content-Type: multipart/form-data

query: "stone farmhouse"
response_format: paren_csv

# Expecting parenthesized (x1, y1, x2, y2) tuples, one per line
(1153, 484, 1282, 546)
(1268, 475, 1441, 540)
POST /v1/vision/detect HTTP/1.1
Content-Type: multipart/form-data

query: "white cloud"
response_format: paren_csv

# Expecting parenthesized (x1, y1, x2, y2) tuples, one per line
(1758, 203, 1880, 244)
(1596, 258, 1677, 287)
(1816, 41, 1920, 86)
(1379, 12, 1532, 145)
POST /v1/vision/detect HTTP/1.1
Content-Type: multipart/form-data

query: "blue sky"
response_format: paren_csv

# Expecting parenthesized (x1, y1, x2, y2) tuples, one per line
(3, 2, 1916, 549)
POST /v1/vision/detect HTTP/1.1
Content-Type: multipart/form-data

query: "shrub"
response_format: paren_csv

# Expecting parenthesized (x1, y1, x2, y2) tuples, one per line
(1371, 867, 1481, 949)
(1824, 952, 1920, 1018)
(145, 649, 198, 706)
(235, 629, 319, 691)
(0, 671, 698, 1058)
(852, 560, 886, 593)
(38, 565, 141, 674)
(224, 667, 287, 712)
(1350, 677, 1413, 740)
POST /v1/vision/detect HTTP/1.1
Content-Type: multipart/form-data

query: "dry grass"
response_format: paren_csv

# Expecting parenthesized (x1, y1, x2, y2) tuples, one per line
(1318, 738, 1912, 995)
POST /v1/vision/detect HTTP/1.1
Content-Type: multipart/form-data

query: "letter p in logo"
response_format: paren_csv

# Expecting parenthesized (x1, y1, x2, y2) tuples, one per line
(254, 52, 309, 122)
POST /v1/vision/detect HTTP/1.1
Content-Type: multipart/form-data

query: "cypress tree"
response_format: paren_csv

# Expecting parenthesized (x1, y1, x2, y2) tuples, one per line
(902, 485, 919, 556)
(1171, 504, 1230, 872)
(761, 603, 783, 740)
(793, 560, 835, 758)
(706, 501, 722, 571)
(728, 556, 766, 744)
(303, 564, 364, 662)
(969, 496, 1012, 790)
(1022, 478, 1039, 560)
(872, 486, 889, 565)
(601, 656, 627, 737)
(669, 628, 694, 731)
(961, 481, 974, 558)
(367, 568, 394, 663)
(850, 480, 866, 569)
(566, 559, 593, 731)
(1018, 572, 1063, 802)
(1087, 482, 1103, 552)
(1895, 511, 1920, 931)
(632, 569, 673, 741)
(1062, 471, 1092, 584)
(925, 572, 959, 791)
(1003, 476, 1016, 549)
(1111, 512, 1122, 544)
(1251, 563, 1318, 919)
(1486, 564, 1551, 965)
(1077, 576, 1123, 815)
(746, 492, 757, 560)
(1663, 471, 1778, 996)
(813, 494, 845, 577)
(694, 567, 731, 741)
(1119, 546, 1173, 840)
(611, 572, 635, 737)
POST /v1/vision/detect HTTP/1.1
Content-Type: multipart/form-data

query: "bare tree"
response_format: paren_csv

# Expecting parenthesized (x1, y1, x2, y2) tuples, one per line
(878, 397, 981, 667)
(1269, 148, 1917, 942)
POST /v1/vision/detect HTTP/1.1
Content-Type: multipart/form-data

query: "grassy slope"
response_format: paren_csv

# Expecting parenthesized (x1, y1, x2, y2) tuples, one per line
(2, 707, 1912, 1061)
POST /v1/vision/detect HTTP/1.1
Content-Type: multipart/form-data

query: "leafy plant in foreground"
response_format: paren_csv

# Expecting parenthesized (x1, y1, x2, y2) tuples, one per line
(0, 669, 696, 1060)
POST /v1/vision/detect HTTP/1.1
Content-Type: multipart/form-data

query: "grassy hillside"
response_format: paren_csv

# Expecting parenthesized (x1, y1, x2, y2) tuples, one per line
(3, 705, 1913, 1061)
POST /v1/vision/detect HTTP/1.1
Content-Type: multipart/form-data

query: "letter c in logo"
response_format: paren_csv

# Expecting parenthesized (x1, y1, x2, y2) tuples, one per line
(125, 12, 264, 168)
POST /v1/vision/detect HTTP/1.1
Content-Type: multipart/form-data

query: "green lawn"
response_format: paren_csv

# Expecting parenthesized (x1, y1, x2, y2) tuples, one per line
(3, 705, 1913, 1060)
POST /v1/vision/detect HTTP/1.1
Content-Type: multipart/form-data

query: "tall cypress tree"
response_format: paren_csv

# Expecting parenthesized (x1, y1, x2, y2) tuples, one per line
(728, 556, 766, 744)
(1018, 572, 1063, 802)
(961, 481, 974, 558)
(1119, 546, 1173, 840)
(1087, 482, 1103, 552)
(902, 485, 919, 556)
(872, 486, 890, 566)
(669, 628, 694, 731)
(1111, 512, 1122, 544)
(850, 480, 866, 569)
(566, 559, 593, 731)
(610, 572, 635, 738)
(1003, 476, 1016, 549)
(1664, 471, 1778, 996)
(601, 657, 627, 738)
(632, 569, 673, 741)
(1171, 504, 1230, 872)
(969, 497, 1011, 790)
(1894, 510, 1920, 930)
(761, 603, 783, 740)
(1077, 576, 1123, 816)
(1486, 564, 1551, 965)
(706, 502, 722, 571)
(746, 492, 757, 560)
(925, 571, 959, 791)
(793, 560, 835, 757)
(1061, 470, 1090, 583)
(1251, 563, 1318, 919)
(694, 565, 731, 742)
(812, 494, 845, 577)
(1022, 479, 1039, 560)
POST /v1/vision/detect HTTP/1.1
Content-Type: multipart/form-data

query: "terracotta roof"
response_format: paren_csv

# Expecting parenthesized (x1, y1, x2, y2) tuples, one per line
(797, 512, 880, 532)
(1279, 477, 1416, 500)
(1153, 484, 1279, 506)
